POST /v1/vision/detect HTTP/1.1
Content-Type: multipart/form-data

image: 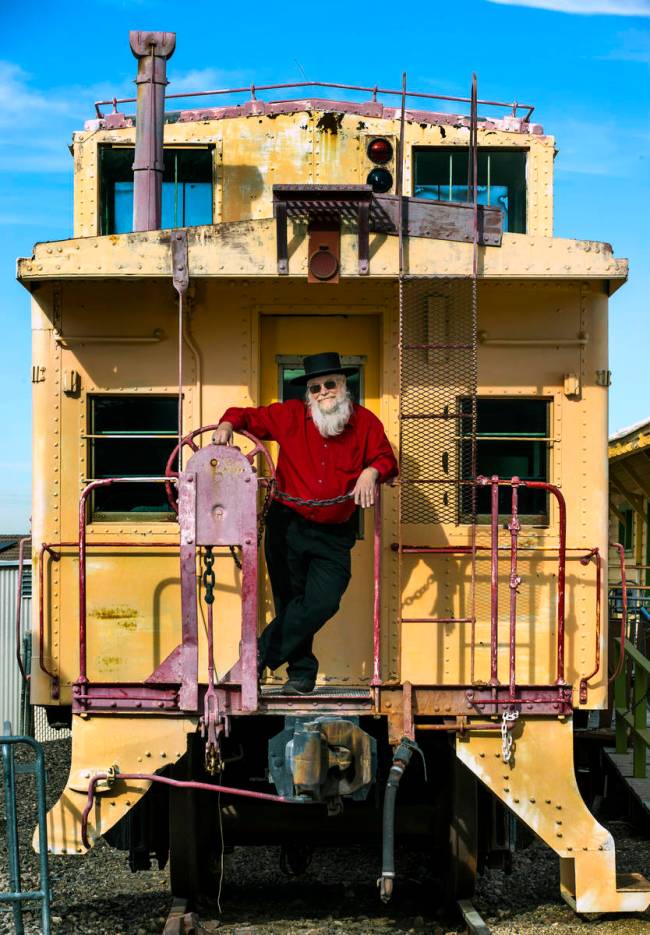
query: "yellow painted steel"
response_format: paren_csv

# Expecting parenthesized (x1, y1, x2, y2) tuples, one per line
(35, 715, 195, 854)
(259, 313, 383, 684)
(17, 99, 642, 911)
(457, 720, 650, 913)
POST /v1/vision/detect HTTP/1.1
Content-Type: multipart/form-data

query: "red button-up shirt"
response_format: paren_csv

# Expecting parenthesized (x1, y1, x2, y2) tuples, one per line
(220, 400, 398, 524)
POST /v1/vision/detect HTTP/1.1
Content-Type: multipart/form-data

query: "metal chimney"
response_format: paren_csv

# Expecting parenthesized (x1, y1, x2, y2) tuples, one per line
(129, 31, 176, 231)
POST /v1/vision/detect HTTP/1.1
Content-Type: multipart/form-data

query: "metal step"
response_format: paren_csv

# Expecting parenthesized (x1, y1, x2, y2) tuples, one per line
(261, 685, 371, 699)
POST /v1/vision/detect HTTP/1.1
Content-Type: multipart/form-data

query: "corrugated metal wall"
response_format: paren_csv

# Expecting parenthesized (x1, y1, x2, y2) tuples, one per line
(0, 563, 30, 732)
(1, 563, 71, 741)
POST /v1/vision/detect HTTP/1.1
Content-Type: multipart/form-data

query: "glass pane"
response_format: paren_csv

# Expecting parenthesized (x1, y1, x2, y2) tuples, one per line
(413, 148, 527, 233)
(100, 146, 213, 234)
(112, 182, 133, 235)
(183, 182, 212, 226)
(89, 396, 178, 519)
(92, 396, 177, 435)
(460, 398, 549, 519)
(93, 481, 173, 516)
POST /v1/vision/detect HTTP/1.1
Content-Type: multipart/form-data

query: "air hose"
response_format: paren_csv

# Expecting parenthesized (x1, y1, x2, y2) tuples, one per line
(378, 736, 426, 903)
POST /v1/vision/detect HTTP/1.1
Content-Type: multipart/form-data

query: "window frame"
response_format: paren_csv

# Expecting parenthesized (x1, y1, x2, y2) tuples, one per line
(98, 143, 215, 235)
(86, 393, 179, 524)
(460, 395, 552, 526)
(411, 146, 528, 234)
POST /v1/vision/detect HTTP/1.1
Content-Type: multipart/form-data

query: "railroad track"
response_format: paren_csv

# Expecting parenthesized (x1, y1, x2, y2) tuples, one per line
(161, 898, 200, 935)
(458, 898, 492, 935)
(161, 896, 492, 934)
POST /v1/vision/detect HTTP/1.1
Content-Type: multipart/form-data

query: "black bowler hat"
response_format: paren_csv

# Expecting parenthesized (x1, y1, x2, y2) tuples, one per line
(290, 352, 358, 386)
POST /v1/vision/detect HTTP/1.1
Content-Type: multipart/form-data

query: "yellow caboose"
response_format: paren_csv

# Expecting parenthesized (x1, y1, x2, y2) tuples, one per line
(16, 30, 649, 914)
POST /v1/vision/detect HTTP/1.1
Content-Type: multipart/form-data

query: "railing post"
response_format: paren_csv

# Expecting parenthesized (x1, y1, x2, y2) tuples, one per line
(614, 641, 628, 755)
(633, 660, 648, 779)
(372, 483, 382, 687)
(489, 476, 500, 686)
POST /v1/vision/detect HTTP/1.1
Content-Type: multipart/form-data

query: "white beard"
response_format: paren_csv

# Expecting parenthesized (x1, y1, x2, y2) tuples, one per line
(307, 389, 354, 437)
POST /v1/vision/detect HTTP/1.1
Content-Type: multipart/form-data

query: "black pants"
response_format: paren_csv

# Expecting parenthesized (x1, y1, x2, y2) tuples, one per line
(259, 502, 357, 683)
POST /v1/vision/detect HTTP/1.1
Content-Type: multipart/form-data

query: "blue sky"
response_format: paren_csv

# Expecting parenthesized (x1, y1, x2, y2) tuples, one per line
(1, 0, 649, 530)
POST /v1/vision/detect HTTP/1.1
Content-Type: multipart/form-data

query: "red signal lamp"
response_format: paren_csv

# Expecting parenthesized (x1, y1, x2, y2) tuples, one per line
(367, 138, 393, 165)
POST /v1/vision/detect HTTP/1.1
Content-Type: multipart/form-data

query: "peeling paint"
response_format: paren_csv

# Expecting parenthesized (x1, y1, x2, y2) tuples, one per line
(91, 606, 138, 620)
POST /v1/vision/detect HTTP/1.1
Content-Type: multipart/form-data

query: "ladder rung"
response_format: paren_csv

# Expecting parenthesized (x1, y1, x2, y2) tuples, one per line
(402, 617, 473, 624)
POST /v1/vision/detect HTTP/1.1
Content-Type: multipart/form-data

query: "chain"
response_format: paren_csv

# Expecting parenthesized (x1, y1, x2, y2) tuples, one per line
(202, 546, 216, 604)
(258, 478, 277, 545)
(274, 489, 354, 508)
(501, 709, 519, 764)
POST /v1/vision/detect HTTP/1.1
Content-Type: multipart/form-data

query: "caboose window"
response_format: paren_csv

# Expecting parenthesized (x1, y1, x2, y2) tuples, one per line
(461, 398, 550, 522)
(99, 146, 213, 234)
(87, 395, 178, 522)
(412, 148, 527, 234)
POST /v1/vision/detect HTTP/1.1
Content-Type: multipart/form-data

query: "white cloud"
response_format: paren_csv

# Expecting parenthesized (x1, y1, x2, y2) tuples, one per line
(486, 0, 650, 14)
(606, 27, 650, 61)
(168, 67, 247, 95)
(0, 60, 133, 176)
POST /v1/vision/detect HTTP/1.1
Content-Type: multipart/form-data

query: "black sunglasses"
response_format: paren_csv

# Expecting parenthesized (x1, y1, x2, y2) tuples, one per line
(308, 379, 339, 395)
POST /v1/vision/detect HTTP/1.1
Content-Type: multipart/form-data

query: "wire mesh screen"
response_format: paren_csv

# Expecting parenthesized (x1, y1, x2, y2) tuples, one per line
(399, 277, 477, 524)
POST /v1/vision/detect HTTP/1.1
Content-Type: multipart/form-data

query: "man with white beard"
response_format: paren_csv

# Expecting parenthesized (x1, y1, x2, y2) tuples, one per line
(213, 352, 398, 694)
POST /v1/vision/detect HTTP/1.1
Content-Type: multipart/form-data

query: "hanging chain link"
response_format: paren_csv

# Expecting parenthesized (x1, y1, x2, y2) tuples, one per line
(258, 478, 277, 545)
(501, 709, 519, 764)
(274, 489, 355, 509)
(202, 546, 216, 604)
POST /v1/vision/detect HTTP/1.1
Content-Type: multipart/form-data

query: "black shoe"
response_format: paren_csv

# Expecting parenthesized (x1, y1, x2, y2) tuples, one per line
(282, 678, 316, 695)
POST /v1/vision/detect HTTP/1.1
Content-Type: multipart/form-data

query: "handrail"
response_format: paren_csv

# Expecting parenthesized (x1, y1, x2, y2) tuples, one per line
(77, 478, 177, 687)
(609, 543, 627, 683)
(476, 476, 567, 687)
(15, 537, 30, 683)
(613, 629, 649, 779)
(93, 79, 535, 121)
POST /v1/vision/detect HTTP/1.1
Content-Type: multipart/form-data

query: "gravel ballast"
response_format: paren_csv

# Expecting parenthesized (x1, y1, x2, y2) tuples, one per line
(1, 738, 649, 934)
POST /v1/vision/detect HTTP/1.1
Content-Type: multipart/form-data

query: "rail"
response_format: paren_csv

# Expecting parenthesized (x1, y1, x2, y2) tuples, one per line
(613, 607, 650, 779)
(65, 462, 383, 714)
(397, 475, 568, 694)
(0, 723, 52, 935)
(93, 79, 535, 122)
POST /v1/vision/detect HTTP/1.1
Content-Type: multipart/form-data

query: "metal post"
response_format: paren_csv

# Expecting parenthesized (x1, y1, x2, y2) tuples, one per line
(129, 31, 176, 231)
(2, 723, 23, 933)
(508, 479, 521, 698)
(489, 477, 500, 685)
(633, 661, 647, 778)
(372, 484, 382, 687)
(0, 723, 51, 934)
(614, 643, 627, 755)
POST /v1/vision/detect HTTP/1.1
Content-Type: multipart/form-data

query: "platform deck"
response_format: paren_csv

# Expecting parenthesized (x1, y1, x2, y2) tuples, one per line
(604, 747, 650, 818)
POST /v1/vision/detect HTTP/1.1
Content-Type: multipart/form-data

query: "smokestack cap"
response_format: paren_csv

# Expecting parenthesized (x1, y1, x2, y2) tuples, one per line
(129, 31, 176, 59)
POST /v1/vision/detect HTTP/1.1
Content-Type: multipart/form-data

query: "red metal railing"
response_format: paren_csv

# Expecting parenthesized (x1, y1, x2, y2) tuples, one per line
(372, 485, 382, 688)
(479, 476, 567, 689)
(15, 537, 30, 683)
(94, 79, 535, 122)
(77, 478, 175, 689)
(81, 771, 295, 848)
(397, 476, 568, 694)
(68, 469, 384, 713)
(608, 542, 628, 684)
(579, 548, 601, 703)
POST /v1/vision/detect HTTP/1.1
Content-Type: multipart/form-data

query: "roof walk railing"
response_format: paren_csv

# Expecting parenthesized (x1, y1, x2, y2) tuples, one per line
(94, 79, 535, 122)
